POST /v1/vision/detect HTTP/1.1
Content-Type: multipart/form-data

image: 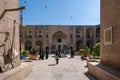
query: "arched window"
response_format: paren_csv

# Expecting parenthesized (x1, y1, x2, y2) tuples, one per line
(39, 30, 41, 33)
(87, 30, 90, 38)
(25, 41, 32, 50)
(39, 35, 41, 38)
(71, 35, 73, 39)
(46, 35, 48, 38)
(29, 31, 31, 33)
(77, 35, 80, 38)
(58, 38, 61, 43)
(28, 35, 32, 38)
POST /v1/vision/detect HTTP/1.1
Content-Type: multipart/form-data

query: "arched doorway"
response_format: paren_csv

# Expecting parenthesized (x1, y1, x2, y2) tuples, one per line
(35, 40, 42, 51)
(86, 28, 94, 49)
(52, 31, 67, 51)
(86, 28, 94, 38)
(25, 40, 32, 50)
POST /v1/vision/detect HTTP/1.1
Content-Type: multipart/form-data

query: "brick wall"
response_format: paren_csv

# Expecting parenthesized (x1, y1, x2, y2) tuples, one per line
(101, 0, 120, 70)
(21, 25, 99, 51)
(0, 0, 20, 71)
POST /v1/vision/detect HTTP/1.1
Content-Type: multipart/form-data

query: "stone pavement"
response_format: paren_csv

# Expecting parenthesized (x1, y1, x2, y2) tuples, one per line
(24, 54, 98, 80)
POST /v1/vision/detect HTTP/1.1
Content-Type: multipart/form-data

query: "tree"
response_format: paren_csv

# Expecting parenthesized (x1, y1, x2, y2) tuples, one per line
(93, 42, 100, 56)
(79, 49, 85, 54)
(85, 46, 91, 54)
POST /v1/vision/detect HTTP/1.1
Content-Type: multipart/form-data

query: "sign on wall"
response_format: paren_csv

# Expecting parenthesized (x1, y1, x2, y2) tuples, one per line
(104, 27, 112, 45)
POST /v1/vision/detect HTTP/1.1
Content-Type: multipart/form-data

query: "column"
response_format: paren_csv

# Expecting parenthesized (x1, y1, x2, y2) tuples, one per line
(83, 27, 86, 49)
(32, 27, 35, 48)
(94, 27, 96, 45)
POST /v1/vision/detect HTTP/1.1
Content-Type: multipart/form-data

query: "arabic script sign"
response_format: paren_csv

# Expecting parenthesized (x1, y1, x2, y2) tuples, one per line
(104, 27, 112, 45)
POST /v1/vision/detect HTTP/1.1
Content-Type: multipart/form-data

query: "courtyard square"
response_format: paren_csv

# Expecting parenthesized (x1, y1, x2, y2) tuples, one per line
(24, 55, 98, 80)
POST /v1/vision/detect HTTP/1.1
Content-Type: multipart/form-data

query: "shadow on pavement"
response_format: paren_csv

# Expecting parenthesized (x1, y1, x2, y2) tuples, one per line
(84, 71, 99, 80)
(48, 64, 56, 66)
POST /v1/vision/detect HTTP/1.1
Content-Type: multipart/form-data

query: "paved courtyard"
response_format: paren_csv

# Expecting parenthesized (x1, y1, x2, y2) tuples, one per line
(24, 54, 98, 80)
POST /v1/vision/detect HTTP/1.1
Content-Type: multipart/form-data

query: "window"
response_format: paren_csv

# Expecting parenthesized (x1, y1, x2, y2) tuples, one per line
(39, 35, 41, 38)
(46, 35, 48, 38)
(39, 30, 41, 33)
(87, 31, 90, 38)
(29, 31, 31, 33)
(28, 35, 32, 38)
(58, 38, 61, 43)
(71, 35, 73, 39)
(77, 35, 80, 38)
(20, 34, 21, 37)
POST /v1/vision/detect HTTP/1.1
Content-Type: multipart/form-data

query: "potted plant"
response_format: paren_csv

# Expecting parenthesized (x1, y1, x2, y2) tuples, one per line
(92, 51, 96, 59)
(85, 46, 91, 57)
(22, 50, 30, 57)
(30, 49, 37, 60)
(21, 50, 30, 61)
(92, 42, 100, 59)
(79, 49, 85, 60)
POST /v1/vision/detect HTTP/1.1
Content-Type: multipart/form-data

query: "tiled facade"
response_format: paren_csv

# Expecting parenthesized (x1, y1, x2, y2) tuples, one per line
(20, 25, 100, 51)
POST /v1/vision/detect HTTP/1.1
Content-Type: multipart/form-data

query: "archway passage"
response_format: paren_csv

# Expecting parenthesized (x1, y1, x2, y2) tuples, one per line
(52, 31, 67, 51)
(86, 28, 94, 38)
(25, 40, 32, 50)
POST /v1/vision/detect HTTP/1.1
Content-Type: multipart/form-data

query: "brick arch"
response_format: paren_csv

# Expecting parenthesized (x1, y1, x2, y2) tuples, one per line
(52, 31, 66, 38)
(51, 29, 68, 37)
(86, 28, 94, 38)
(51, 30, 68, 50)
(25, 40, 32, 50)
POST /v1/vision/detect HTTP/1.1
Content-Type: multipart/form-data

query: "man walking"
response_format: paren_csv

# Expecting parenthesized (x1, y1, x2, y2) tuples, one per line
(70, 47, 74, 58)
(55, 50, 59, 64)
(45, 47, 49, 59)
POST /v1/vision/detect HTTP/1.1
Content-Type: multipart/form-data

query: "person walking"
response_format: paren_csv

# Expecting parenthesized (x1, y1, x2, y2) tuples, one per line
(55, 50, 59, 64)
(58, 49, 61, 58)
(41, 50, 45, 60)
(70, 47, 74, 58)
(45, 47, 49, 59)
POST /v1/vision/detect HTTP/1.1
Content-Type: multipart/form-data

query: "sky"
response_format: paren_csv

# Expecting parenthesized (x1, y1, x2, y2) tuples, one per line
(20, 0, 100, 25)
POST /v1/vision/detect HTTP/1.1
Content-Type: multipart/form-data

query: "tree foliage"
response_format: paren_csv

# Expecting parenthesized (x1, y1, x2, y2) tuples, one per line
(85, 46, 91, 53)
(21, 50, 30, 56)
(93, 42, 100, 56)
(79, 49, 85, 54)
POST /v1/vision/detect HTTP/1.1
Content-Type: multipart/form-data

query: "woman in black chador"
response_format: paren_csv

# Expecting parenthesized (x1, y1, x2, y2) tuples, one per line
(45, 47, 49, 59)
(70, 47, 74, 58)
(55, 50, 59, 64)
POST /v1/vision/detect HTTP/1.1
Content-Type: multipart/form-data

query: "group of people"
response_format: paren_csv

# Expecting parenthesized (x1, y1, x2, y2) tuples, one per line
(39, 48, 49, 60)
(32, 47, 75, 65)
(55, 47, 75, 64)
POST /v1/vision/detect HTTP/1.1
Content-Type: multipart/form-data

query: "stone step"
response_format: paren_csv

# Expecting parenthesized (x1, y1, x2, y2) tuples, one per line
(88, 62, 120, 80)
(0, 62, 32, 80)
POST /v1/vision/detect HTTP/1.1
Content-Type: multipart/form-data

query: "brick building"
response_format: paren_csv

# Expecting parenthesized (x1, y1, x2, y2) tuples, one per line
(20, 25, 100, 51)
(88, 0, 120, 80)
(101, 0, 120, 70)
(0, 0, 20, 71)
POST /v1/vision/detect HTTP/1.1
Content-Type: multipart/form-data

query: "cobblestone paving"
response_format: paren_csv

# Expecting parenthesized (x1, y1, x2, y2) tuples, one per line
(24, 55, 98, 80)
